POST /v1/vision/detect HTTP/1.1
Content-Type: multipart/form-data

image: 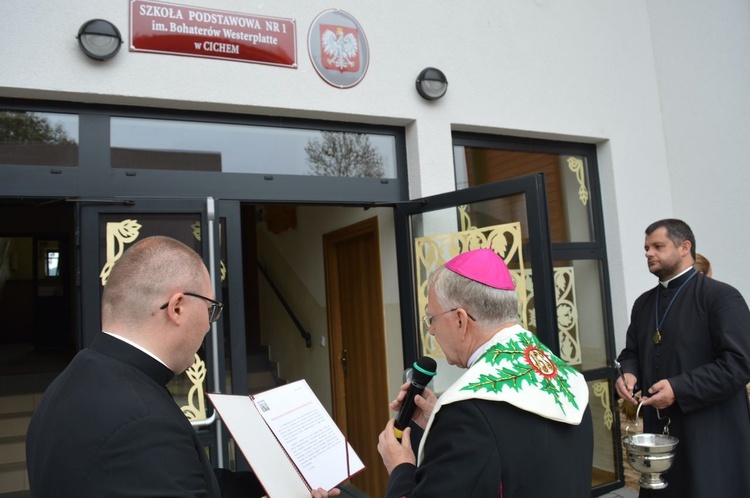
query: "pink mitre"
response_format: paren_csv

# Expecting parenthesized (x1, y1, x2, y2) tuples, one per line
(444, 249, 515, 290)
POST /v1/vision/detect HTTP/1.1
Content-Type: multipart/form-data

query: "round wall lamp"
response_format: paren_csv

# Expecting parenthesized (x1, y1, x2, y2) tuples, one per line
(416, 67, 448, 100)
(77, 19, 123, 61)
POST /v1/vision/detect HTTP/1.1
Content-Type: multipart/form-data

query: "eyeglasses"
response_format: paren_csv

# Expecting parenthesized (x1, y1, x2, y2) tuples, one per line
(160, 292, 224, 323)
(422, 307, 477, 328)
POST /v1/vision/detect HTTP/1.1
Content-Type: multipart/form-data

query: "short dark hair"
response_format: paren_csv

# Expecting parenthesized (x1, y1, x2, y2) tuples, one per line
(645, 218, 696, 259)
(102, 236, 205, 326)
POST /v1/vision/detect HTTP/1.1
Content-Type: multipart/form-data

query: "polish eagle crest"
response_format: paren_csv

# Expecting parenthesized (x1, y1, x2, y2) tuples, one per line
(321, 26, 359, 72)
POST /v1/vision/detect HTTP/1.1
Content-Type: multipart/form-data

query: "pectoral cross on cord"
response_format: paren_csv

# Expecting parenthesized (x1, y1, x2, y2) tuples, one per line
(654, 271, 697, 345)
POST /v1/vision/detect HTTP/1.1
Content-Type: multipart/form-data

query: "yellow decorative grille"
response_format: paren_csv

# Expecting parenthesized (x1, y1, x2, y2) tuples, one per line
(567, 156, 589, 206)
(181, 354, 208, 420)
(592, 380, 613, 430)
(414, 206, 582, 368)
(99, 219, 142, 286)
(521, 266, 583, 367)
(414, 220, 526, 359)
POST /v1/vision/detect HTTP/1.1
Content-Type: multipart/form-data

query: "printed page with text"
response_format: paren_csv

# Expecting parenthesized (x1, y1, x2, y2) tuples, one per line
(208, 380, 364, 497)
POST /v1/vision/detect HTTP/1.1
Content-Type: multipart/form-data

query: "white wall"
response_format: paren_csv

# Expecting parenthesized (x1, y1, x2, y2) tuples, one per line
(647, 0, 750, 297)
(605, 0, 750, 353)
(3, 0, 747, 356)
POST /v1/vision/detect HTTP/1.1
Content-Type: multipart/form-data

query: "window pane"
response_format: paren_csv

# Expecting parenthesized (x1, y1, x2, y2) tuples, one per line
(554, 259, 608, 370)
(454, 146, 594, 242)
(410, 194, 540, 391)
(0, 111, 79, 166)
(111, 117, 398, 178)
(46, 251, 60, 277)
(559, 155, 592, 242)
(589, 378, 620, 488)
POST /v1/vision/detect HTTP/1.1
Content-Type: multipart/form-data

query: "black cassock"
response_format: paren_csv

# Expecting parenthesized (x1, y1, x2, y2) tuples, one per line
(618, 268, 750, 498)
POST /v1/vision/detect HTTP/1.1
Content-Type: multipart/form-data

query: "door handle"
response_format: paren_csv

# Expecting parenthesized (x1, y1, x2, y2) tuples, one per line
(341, 349, 348, 377)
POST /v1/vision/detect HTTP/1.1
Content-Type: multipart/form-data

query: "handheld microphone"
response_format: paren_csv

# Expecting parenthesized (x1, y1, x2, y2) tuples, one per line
(394, 356, 437, 439)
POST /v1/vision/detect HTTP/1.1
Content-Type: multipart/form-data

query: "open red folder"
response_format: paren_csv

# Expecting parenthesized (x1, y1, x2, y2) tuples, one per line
(208, 380, 364, 497)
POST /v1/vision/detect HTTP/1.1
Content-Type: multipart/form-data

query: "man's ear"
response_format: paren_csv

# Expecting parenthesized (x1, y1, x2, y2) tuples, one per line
(681, 240, 693, 258)
(163, 293, 184, 324)
(455, 308, 470, 335)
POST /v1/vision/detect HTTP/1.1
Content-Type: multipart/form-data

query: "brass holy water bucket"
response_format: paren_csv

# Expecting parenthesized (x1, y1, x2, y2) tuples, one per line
(621, 402, 679, 490)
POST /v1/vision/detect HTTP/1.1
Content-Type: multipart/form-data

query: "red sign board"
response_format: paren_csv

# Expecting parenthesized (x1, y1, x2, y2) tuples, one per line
(130, 0, 297, 68)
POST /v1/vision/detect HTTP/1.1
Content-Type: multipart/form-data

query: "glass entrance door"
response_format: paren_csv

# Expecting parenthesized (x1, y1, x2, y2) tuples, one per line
(77, 198, 247, 467)
(394, 174, 624, 494)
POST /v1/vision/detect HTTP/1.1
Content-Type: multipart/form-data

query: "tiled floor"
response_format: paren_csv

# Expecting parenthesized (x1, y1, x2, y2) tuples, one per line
(338, 483, 639, 498)
(601, 486, 639, 498)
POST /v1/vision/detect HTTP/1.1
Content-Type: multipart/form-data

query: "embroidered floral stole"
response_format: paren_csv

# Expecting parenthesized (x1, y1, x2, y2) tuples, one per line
(417, 324, 589, 465)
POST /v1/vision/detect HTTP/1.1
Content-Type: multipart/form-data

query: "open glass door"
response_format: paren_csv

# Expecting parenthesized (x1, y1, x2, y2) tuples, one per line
(394, 173, 622, 495)
(394, 174, 557, 390)
(77, 198, 247, 468)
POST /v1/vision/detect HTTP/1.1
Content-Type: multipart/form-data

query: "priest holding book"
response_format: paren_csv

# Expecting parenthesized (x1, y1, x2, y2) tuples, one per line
(26, 236, 339, 498)
(377, 249, 593, 497)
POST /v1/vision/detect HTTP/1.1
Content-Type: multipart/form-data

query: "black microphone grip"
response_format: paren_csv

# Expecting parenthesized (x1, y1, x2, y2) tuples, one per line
(394, 356, 436, 438)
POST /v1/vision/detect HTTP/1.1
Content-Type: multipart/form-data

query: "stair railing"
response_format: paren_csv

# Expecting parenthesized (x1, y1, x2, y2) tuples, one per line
(257, 260, 313, 348)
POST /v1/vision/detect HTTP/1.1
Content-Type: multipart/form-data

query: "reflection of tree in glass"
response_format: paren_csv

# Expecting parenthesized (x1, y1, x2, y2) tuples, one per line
(305, 131, 384, 177)
(0, 111, 75, 144)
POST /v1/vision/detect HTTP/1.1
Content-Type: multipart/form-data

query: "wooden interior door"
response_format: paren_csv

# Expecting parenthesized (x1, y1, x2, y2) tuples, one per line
(324, 216, 389, 497)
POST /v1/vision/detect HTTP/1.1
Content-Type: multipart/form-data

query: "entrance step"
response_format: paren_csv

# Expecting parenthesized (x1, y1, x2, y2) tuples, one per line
(0, 373, 57, 398)
(0, 462, 28, 496)
(0, 437, 24, 467)
(0, 394, 41, 495)
(0, 394, 39, 438)
(0, 415, 30, 442)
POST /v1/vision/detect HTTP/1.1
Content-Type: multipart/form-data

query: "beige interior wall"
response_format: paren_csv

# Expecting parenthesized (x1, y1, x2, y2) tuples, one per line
(256, 232, 333, 408)
(256, 205, 402, 416)
(5, 238, 32, 280)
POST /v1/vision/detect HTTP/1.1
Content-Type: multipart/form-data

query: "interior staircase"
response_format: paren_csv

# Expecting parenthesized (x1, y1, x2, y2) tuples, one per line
(247, 345, 285, 395)
(0, 343, 62, 497)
